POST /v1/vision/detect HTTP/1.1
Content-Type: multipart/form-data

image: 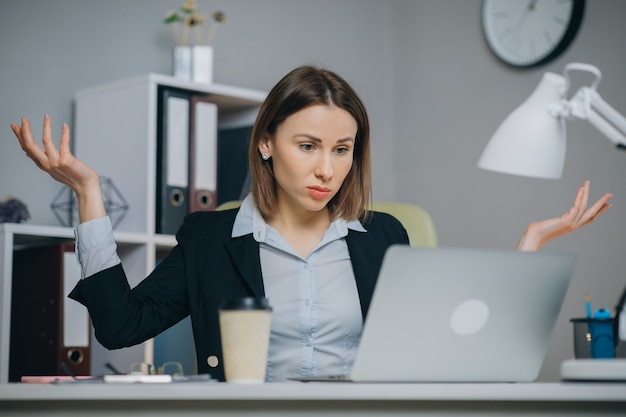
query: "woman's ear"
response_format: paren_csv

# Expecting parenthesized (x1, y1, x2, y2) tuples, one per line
(258, 134, 271, 156)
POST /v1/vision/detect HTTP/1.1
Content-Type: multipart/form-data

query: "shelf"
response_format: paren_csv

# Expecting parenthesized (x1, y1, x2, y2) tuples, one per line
(0, 74, 266, 383)
(75, 73, 266, 114)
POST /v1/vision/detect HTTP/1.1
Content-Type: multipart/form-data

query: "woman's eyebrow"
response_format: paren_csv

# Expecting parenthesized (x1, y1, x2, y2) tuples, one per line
(294, 134, 355, 143)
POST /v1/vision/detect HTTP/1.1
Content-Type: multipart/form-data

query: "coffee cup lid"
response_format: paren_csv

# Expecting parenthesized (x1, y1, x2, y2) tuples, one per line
(220, 297, 272, 311)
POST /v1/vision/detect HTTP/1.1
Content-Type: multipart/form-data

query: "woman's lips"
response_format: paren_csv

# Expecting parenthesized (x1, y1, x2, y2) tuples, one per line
(307, 186, 331, 199)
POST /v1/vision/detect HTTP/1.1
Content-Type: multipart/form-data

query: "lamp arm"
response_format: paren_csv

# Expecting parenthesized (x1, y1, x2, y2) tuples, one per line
(568, 87, 626, 149)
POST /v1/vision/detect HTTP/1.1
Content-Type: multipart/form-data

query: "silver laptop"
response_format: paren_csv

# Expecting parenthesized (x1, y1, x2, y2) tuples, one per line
(295, 245, 577, 383)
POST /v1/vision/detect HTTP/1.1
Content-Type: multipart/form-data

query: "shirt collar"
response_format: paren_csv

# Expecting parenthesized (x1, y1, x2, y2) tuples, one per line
(232, 194, 366, 242)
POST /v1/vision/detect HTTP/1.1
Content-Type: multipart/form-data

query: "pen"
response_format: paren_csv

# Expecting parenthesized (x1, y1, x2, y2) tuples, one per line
(105, 362, 124, 375)
(584, 293, 592, 319)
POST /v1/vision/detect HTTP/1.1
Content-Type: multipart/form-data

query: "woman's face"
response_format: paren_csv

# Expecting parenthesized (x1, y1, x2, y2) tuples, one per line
(259, 104, 357, 216)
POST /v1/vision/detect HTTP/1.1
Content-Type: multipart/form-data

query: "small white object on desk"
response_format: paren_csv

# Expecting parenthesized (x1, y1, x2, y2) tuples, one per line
(103, 374, 172, 383)
(561, 359, 626, 381)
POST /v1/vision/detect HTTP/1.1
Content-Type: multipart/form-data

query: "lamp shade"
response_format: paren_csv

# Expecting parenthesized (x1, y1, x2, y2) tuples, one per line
(478, 73, 568, 179)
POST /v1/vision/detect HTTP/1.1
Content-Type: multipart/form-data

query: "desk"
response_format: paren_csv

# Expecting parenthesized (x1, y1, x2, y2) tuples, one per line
(0, 382, 624, 416)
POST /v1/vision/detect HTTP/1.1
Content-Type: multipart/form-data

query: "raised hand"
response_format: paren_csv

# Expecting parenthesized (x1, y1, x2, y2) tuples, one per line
(516, 180, 613, 251)
(10, 114, 106, 223)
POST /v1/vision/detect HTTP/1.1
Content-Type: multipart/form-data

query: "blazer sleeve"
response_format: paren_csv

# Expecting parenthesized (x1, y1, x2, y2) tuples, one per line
(68, 211, 227, 350)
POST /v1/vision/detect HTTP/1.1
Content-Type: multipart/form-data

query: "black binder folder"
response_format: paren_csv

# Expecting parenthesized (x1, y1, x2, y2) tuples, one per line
(156, 86, 191, 234)
(217, 125, 252, 204)
(9, 242, 91, 382)
(189, 96, 218, 213)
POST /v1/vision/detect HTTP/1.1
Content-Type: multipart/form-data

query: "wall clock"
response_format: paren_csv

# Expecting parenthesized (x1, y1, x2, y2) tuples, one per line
(481, 0, 585, 68)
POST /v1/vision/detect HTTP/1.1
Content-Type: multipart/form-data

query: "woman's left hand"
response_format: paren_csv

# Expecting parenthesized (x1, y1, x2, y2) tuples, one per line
(516, 180, 613, 251)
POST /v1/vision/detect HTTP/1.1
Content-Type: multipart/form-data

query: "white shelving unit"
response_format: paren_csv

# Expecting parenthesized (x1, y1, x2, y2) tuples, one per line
(0, 222, 172, 383)
(0, 74, 266, 383)
(74, 73, 266, 237)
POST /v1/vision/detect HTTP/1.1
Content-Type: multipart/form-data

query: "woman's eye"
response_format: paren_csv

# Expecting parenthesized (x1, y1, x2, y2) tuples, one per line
(300, 143, 314, 151)
(336, 147, 350, 154)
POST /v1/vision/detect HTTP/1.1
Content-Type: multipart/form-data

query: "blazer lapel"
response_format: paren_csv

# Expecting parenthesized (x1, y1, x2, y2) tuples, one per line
(345, 229, 379, 319)
(224, 235, 265, 298)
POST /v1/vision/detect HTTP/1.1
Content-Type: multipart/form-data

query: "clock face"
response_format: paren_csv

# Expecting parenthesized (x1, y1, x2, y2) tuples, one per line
(482, 0, 585, 68)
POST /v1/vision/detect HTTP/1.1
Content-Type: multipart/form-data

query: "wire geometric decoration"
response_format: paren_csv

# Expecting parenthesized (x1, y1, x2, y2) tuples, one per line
(50, 176, 129, 229)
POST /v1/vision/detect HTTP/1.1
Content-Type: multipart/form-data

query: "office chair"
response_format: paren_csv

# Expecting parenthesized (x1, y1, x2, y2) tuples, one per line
(368, 201, 437, 247)
(215, 200, 245, 211)
(216, 200, 437, 247)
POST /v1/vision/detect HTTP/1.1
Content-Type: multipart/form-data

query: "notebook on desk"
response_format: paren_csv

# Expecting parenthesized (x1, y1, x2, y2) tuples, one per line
(293, 245, 577, 383)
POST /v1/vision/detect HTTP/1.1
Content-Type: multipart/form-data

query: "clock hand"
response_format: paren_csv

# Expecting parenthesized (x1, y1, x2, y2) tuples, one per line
(510, 9, 531, 50)
(511, 0, 540, 48)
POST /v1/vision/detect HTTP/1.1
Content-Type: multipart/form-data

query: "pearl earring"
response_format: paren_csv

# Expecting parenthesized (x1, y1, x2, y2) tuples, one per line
(262, 153, 270, 160)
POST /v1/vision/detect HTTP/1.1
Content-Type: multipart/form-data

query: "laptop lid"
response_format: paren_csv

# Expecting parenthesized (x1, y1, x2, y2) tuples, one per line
(349, 245, 577, 382)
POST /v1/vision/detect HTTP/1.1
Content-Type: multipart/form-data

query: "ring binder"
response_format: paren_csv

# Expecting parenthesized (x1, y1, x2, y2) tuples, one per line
(9, 243, 91, 382)
(156, 87, 191, 234)
(189, 96, 218, 212)
(217, 125, 253, 204)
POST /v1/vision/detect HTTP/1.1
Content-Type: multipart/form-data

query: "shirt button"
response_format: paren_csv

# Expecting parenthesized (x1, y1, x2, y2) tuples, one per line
(207, 355, 219, 367)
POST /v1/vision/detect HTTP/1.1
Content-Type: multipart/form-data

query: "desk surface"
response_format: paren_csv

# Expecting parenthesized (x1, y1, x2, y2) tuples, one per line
(0, 382, 625, 417)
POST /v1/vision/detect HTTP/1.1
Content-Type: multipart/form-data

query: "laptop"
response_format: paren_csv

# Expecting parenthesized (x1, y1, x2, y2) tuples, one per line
(294, 245, 577, 383)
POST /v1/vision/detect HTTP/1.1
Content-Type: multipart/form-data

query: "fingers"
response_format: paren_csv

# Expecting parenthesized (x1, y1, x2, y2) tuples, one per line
(562, 182, 585, 224)
(41, 114, 59, 160)
(10, 115, 70, 172)
(9, 122, 20, 140)
(10, 117, 29, 147)
(569, 180, 590, 224)
(579, 192, 613, 226)
(9, 122, 26, 153)
(561, 181, 611, 227)
(578, 180, 590, 221)
(567, 180, 612, 228)
(11, 117, 47, 163)
(58, 122, 72, 156)
(517, 180, 612, 251)
(591, 202, 612, 221)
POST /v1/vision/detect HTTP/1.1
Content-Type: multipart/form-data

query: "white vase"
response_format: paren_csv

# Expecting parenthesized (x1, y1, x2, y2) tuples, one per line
(173, 45, 213, 84)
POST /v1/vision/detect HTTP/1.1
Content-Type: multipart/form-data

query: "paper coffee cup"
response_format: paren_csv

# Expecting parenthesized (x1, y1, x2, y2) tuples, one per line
(219, 297, 272, 383)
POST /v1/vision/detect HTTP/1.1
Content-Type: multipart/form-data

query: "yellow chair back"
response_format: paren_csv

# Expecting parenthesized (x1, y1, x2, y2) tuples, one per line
(368, 201, 437, 247)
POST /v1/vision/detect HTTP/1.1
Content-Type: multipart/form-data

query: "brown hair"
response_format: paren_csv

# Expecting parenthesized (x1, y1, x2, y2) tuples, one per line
(248, 65, 371, 220)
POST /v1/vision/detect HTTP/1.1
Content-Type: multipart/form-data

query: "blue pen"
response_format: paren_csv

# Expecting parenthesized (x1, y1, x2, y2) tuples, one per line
(584, 293, 592, 318)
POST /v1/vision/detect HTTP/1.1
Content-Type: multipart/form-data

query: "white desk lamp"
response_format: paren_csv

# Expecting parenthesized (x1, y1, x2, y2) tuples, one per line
(478, 63, 626, 180)
(478, 63, 626, 377)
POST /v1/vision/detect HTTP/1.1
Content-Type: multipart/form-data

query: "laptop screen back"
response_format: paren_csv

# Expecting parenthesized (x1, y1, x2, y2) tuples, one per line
(350, 246, 577, 382)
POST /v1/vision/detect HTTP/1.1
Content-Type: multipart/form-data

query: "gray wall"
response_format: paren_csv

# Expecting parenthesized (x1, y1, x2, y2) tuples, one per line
(1, 0, 625, 381)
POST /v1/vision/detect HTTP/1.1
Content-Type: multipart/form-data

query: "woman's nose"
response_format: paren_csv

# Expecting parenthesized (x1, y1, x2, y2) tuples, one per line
(314, 154, 333, 180)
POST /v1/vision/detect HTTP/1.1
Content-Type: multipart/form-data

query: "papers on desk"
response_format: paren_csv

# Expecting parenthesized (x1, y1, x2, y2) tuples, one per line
(21, 376, 93, 384)
(21, 374, 216, 384)
(104, 374, 173, 383)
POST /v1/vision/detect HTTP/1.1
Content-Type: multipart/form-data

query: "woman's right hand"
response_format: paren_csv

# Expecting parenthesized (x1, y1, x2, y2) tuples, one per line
(10, 114, 107, 223)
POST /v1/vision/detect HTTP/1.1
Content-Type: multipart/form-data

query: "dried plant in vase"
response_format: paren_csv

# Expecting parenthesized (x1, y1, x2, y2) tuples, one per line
(164, 0, 227, 45)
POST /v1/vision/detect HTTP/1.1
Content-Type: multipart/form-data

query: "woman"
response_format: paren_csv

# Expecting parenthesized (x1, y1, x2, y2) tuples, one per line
(10, 66, 612, 382)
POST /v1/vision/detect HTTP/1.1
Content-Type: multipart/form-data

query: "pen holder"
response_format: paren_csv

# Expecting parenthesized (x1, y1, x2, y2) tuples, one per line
(570, 318, 616, 359)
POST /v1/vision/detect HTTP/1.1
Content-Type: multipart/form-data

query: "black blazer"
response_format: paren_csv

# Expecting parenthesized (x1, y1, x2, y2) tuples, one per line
(69, 208, 409, 381)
